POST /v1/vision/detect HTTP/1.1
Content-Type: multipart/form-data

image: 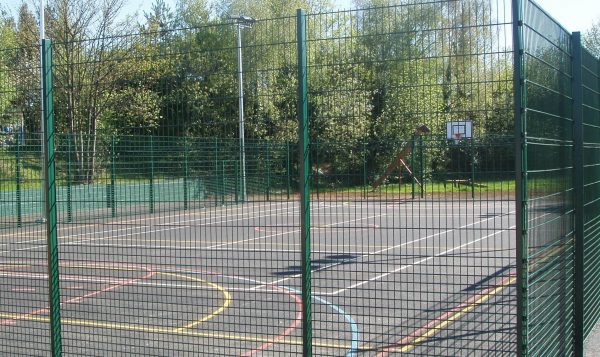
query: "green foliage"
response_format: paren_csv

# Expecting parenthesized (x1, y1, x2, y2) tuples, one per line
(100, 87, 162, 135)
(0, 14, 17, 124)
(584, 18, 600, 57)
(0, 2, 517, 182)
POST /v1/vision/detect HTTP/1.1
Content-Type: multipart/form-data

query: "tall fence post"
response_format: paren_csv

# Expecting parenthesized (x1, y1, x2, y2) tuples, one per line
(297, 9, 312, 357)
(286, 141, 291, 200)
(66, 134, 72, 223)
(572, 31, 585, 357)
(234, 160, 239, 203)
(411, 135, 416, 199)
(314, 142, 319, 200)
(362, 141, 367, 199)
(470, 138, 475, 199)
(41, 38, 62, 357)
(149, 135, 155, 214)
(419, 135, 424, 199)
(16, 135, 22, 228)
(221, 161, 226, 205)
(512, 0, 528, 355)
(266, 141, 271, 201)
(110, 135, 116, 218)
(214, 138, 219, 206)
(183, 138, 189, 210)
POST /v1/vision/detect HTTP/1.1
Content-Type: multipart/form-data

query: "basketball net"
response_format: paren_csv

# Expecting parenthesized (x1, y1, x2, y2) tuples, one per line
(453, 132, 463, 144)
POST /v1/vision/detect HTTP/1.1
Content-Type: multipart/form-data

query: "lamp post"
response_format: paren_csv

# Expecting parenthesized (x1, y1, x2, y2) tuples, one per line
(229, 14, 255, 203)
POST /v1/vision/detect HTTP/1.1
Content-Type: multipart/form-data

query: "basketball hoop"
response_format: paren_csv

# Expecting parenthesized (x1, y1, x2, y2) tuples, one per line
(453, 132, 464, 144)
(447, 121, 473, 142)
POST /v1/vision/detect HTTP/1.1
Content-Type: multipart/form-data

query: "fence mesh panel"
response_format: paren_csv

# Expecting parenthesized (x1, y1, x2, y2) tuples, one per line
(520, 1, 575, 355)
(582, 47, 600, 340)
(2, 0, 600, 355)
(0, 42, 51, 355)
(305, 3, 516, 355)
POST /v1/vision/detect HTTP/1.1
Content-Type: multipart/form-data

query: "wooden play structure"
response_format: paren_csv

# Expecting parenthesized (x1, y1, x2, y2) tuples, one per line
(371, 124, 430, 190)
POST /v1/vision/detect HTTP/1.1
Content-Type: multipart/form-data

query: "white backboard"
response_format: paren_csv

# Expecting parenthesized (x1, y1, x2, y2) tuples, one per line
(446, 121, 473, 140)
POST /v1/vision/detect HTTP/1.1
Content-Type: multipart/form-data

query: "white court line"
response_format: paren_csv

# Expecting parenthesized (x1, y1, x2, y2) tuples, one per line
(1, 202, 297, 245)
(311, 210, 546, 296)
(0, 202, 305, 247)
(0, 268, 269, 293)
(316, 226, 516, 295)
(0, 200, 295, 239)
(0, 203, 341, 255)
(204, 213, 385, 250)
(253, 211, 515, 291)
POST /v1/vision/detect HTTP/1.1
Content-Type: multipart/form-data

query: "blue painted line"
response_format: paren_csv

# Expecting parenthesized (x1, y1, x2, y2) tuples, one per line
(284, 286, 360, 356)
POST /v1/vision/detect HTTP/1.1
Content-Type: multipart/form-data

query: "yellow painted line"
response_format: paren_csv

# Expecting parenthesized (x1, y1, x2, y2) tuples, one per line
(0, 312, 352, 349)
(159, 272, 232, 332)
(391, 276, 516, 353)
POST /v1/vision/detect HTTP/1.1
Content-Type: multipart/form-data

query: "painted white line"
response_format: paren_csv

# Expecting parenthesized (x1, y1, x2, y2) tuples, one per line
(0, 203, 340, 255)
(206, 213, 384, 250)
(255, 212, 515, 290)
(0, 200, 296, 239)
(318, 226, 516, 295)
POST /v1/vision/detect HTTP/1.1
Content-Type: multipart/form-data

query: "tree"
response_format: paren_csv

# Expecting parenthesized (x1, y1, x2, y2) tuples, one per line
(584, 18, 600, 57)
(47, 0, 132, 183)
(0, 12, 17, 127)
(9, 4, 40, 134)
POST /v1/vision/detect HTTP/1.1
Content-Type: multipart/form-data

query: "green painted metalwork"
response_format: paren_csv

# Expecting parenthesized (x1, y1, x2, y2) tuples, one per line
(42, 38, 62, 357)
(297, 8, 312, 357)
(581, 45, 600, 343)
(573, 32, 585, 357)
(513, 0, 528, 354)
(16, 136, 22, 227)
(149, 135, 155, 214)
(4, 1, 600, 356)
(66, 135, 72, 222)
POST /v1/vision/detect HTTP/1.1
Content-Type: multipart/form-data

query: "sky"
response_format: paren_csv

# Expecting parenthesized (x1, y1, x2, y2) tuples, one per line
(1, 0, 599, 33)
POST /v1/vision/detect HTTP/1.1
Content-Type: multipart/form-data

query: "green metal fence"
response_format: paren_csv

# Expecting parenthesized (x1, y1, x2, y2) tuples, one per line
(1, 0, 600, 356)
(581, 44, 600, 343)
(514, 0, 600, 355)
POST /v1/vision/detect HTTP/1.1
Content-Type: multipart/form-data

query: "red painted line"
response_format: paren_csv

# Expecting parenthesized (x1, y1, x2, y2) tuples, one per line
(374, 274, 515, 356)
(0, 266, 155, 326)
(239, 285, 303, 357)
(142, 263, 304, 357)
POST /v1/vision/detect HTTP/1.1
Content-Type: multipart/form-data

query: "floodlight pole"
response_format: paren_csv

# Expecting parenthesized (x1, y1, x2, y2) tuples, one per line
(231, 15, 255, 202)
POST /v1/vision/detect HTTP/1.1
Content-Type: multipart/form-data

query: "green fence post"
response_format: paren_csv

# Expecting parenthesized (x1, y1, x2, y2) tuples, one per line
(470, 138, 475, 199)
(572, 31, 585, 357)
(512, 1, 528, 355)
(41, 38, 62, 357)
(149, 135, 155, 214)
(411, 135, 416, 199)
(111, 135, 116, 218)
(184, 138, 189, 210)
(315, 142, 319, 200)
(221, 160, 225, 205)
(419, 135, 424, 199)
(362, 141, 367, 199)
(266, 141, 271, 201)
(297, 9, 312, 357)
(286, 141, 291, 200)
(66, 135, 72, 223)
(214, 138, 219, 206)
(16, 134, 22, 228)
(234, 160, 239, 203)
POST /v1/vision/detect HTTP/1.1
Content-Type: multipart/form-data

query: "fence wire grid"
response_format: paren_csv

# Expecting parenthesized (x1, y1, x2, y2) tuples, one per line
(0, 0, 599, 356)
